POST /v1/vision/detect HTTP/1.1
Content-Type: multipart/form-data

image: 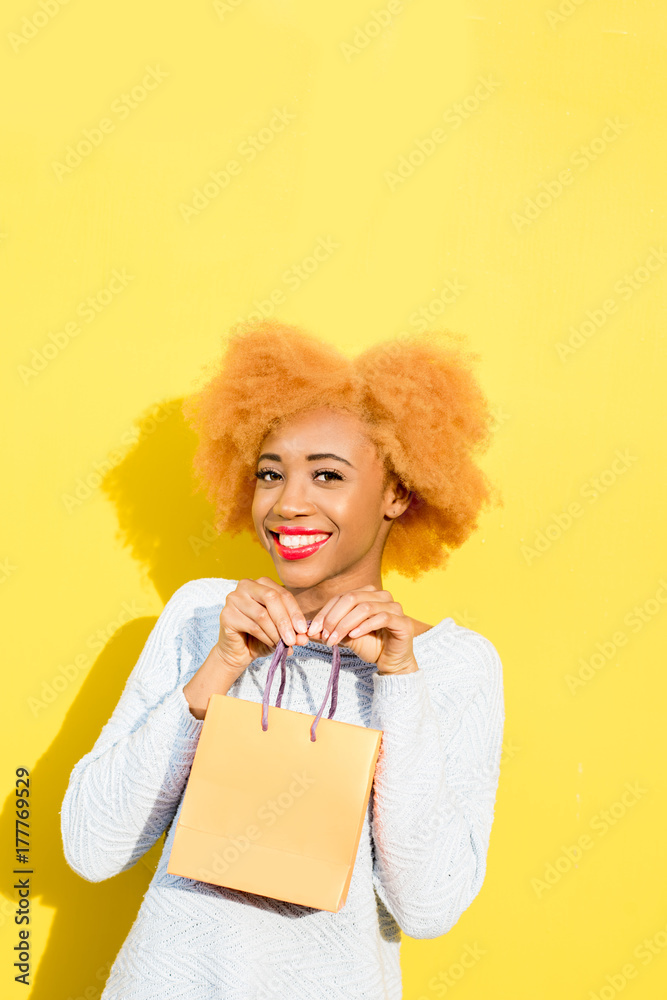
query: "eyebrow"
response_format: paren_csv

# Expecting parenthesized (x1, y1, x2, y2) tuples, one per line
(257, 452, 355, 468)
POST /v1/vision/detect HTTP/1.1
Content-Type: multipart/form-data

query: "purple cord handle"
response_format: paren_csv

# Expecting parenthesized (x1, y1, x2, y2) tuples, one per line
(260, 619, 341, 741)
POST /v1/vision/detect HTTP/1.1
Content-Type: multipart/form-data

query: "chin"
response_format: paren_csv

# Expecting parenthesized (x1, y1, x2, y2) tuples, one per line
(273, 560, 329, 588)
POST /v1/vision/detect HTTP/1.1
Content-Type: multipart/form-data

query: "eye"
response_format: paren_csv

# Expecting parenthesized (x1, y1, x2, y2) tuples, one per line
(314, 469, 344, 482)
(254, 467, 345, 483)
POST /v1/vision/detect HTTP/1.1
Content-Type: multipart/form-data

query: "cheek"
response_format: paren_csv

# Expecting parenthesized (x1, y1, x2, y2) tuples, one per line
(337, 492, 382, 541)
(251, 489, 266, 529)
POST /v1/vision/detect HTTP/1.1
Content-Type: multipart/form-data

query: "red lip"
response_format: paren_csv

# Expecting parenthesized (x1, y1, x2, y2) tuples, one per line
(267, 526, 330, 534)
(268, 528, 332, 561)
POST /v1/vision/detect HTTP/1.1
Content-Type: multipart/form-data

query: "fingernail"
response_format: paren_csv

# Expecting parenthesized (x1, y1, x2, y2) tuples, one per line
(321, 628, 329, 641)
(296, 618, 308, 633)
(285, 630, 296, 645)
(308, 621, 320, 635)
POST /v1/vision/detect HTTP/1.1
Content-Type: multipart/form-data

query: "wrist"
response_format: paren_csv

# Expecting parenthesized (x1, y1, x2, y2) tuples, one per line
(376, 655, 419, 676)
(182, 646, 245, 719)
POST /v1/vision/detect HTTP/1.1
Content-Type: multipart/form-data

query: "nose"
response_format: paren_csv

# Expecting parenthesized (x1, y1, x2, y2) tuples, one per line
(270, 475, 318, 519)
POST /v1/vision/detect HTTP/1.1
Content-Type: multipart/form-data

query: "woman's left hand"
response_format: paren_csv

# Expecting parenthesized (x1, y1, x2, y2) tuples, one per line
(305, 585, 419, 675)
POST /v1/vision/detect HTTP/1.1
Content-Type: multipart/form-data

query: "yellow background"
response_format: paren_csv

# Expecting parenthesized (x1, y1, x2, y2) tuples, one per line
(2, 1, 666, 997)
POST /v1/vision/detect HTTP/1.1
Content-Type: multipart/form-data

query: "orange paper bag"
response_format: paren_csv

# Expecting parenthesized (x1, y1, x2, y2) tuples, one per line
(167, 630, 383, 912)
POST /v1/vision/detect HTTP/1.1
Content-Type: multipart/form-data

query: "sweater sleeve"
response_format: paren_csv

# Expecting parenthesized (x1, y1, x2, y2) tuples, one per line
(59, 579, 220, 883)
(368, 627, 505, 940)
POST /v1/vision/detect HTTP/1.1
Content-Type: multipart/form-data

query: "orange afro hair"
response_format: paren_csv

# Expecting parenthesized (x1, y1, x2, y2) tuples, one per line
(182, 318, 501, 580)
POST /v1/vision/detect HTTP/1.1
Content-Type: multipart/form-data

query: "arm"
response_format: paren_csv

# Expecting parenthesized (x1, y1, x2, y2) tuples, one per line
(59, 579, 228, 883)
(369, 627, 505, 939)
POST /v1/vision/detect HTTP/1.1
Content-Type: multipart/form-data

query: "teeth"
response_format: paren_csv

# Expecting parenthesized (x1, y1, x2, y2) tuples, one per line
(278, 533, 329, 548)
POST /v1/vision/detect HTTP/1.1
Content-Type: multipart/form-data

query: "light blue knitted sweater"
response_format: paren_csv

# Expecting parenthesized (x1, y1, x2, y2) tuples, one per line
(60, 577, 504, 1000)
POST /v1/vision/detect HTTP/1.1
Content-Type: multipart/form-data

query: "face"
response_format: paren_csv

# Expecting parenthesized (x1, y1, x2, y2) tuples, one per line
(251, 407, 410, 594)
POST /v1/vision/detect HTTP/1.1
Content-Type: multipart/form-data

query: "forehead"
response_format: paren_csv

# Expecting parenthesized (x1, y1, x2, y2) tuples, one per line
(259, 407, 379, 456)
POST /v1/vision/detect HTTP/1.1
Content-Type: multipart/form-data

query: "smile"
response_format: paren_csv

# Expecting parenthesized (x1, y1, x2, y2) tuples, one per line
(268, 530, 332, 561)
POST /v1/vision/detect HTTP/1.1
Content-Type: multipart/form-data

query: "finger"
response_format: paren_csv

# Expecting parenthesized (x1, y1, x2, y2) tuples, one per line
(309, 590, 392, 639)
(321, 596, 401, 642)
(347, 610, 409, 639)
(260, 586, 303, 646)
(322, 602, 402, 645)
(354, 588, 394, 603)
(224, 605, 277, 650)
(274, 587, 309, 635)
(236, 581, 296, 646)
(230, 591, 284, 647)
(320, 592, 365, 638)
(307, 594, 341, 636)
(246, 578, 308, 637)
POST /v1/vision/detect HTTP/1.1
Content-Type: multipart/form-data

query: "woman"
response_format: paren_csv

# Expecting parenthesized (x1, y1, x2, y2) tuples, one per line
(60, 319, 505, 1000)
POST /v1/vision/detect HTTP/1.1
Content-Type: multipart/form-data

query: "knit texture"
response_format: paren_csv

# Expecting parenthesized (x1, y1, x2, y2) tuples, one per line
(60, 577, 505, 999)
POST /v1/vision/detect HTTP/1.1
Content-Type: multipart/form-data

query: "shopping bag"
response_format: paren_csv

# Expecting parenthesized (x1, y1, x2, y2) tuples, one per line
(167, 626, 383, 912)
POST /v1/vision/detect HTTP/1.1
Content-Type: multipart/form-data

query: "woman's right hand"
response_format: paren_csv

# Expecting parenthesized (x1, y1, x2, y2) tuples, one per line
(183, 577, 311, 718)
(215, 575, 311, 677)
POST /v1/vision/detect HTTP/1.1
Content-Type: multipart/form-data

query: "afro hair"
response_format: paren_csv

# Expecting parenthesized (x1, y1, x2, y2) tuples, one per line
(181, 318, 501, 580)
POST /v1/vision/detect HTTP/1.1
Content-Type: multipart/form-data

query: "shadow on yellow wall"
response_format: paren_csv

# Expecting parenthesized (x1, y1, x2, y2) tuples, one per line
(0, 399, 274, 999)
(99, 396, 275, 605)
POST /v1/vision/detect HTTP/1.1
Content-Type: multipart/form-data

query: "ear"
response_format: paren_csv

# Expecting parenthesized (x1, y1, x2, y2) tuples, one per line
(384, 478, 413, 520)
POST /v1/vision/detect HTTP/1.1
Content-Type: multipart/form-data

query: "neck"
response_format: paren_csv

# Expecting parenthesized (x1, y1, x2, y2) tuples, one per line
(282, 563, 384, 618)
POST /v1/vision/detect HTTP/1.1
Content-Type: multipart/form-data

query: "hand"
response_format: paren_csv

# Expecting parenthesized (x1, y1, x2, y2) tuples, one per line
(212, 576, 312, 683)
(183, 577, 313, 719)
(306, 585, 419, 675)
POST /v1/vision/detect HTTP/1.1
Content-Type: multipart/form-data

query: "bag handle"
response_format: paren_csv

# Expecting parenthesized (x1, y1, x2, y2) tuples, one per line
(261, 619, 341, 742)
